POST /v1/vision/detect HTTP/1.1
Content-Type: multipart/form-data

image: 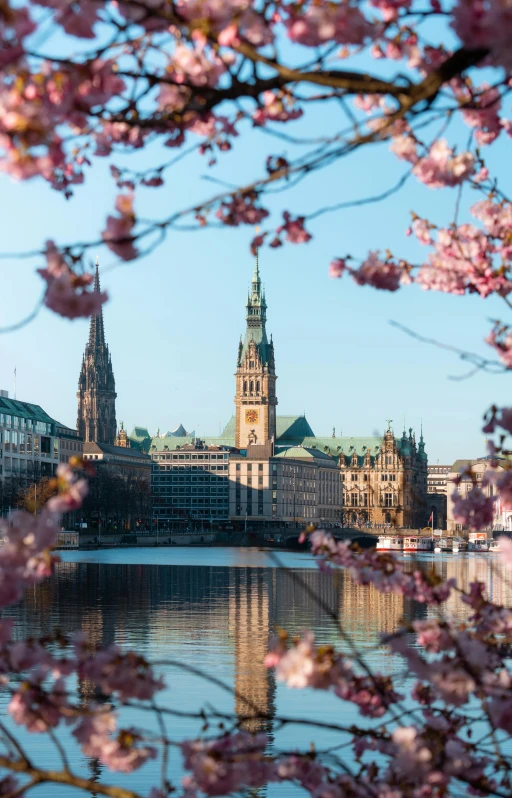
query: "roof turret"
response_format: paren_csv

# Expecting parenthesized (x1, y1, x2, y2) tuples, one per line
(239, 254, 271, 366)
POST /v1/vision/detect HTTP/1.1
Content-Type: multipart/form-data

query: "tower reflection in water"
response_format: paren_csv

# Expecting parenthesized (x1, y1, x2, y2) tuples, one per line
(4, 555, 512, 796)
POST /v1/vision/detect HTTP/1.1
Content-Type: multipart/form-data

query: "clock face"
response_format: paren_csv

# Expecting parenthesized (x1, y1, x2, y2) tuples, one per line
(245, 409, 259, 424)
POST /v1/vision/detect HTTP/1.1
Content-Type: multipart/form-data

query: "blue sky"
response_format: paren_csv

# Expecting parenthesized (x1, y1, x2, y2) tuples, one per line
(0, 36, 510, 464)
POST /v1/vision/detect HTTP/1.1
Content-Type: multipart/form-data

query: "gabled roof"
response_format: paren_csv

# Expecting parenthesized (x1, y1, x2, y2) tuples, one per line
(166, 424, 189, 437)
(276, 415, 315, 441)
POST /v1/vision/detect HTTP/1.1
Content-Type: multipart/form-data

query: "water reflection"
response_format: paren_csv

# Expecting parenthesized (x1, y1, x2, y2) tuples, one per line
(1, 551, 511, 796)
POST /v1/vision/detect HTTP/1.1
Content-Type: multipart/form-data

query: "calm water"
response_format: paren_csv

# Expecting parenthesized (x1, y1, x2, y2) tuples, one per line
(1, 548, 511, 797)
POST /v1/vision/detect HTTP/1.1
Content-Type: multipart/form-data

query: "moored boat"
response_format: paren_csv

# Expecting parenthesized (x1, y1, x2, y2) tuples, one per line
(402, 535, 433, 553)
(468, 532, 489, 552)
(376, 535, 403, 552)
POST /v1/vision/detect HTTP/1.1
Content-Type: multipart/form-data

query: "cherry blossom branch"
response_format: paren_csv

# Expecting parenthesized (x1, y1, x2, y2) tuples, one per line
(0, 757, 142, 798)
(389, 322, 506, 375)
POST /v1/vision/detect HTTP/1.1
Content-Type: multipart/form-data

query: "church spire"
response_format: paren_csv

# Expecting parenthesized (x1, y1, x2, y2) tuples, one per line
(77, 258, 117, 444)
(88, 257, 105, 349)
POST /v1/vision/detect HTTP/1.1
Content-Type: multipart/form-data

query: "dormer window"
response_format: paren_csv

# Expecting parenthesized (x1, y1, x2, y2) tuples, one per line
(250, 361, 255, 368)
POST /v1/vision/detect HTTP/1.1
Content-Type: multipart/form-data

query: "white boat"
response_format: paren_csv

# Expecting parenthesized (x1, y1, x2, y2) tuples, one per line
(434, 544, 442, 553)
(489, 541, 501, 553)
(376, 535, 403, 552)
(402, 536, 433, 553)
(467, 532, 489, 552)
(452, 542, 460, 553)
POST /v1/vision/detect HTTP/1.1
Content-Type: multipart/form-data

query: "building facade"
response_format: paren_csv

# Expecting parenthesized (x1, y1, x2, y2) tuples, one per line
(446, 458, 503, 532)
(83, 442, 151, 478)
(0, 390, 60, 482)
(77, 261, 117, 444)
(55, 421, 83, 464)
(127, 258, 428, 528)
(427, 464, 450, 529)
(229, 445, 342, 524)
(235, 258, 277, 449)
(336, 425, 428, 528)
(151, 441, 230, 525)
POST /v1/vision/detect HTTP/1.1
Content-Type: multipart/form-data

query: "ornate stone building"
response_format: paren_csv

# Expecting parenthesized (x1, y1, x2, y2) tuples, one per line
(336, 424, 428, 528)
(235, 258, 277, 449)
(77, 262, 117, 444)
(128, 257, 428, 528)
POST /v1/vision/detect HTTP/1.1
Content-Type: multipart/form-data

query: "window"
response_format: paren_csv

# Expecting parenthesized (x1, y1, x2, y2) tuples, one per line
(351, 493, 358, 506)
(4, 430, 10, 452)
(236, 463, 240, 471)
(256, 381, 260, 393)
(41, 436, 50, 455)
(351, 473, 357, 481)
(258, 464, 263, 471)
(272, 504, 277, 514)
(364, 473, 368, 482)
(384, 493, 393, 507)
(363, 493, 368, 506)
(247, 464, 252, 471)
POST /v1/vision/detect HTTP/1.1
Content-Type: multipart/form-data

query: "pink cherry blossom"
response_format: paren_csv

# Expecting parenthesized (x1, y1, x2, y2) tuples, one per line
(285, 3, 371, 47)
(390, 134, 418, 163)
(216, 193, 269, 226)
(486, 323, 512, 368)
(74, 711, 157, 772)
(351, 252, 403, 291)
(412, 139, 475, 189)
(370, 0, 412, 20)
(252, 91, 303, 126)
(77, 644, 164, 701)
(451, 486, 495, 531)
(276, 212, 312, 244)
(182, 733, 273, 795)
(497, 536, 512, 567)
(462, 85, 502, 145)
(102, 193, 138, 261)
(329, 258, 346, 278)
(9, 677, 68, 733)
(38, 241, 108, 319)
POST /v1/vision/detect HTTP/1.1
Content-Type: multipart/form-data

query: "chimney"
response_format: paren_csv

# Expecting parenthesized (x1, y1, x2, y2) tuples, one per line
(0, 390, 8, 398)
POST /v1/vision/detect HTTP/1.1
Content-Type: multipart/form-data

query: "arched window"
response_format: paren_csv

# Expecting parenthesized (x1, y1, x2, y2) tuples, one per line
(256, 381, 260, 393)
(243, 381, 247, 394)
(250, 381, 254, 393)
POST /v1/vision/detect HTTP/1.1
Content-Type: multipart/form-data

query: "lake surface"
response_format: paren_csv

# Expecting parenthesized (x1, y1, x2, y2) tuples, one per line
(1, 548, 511, 797)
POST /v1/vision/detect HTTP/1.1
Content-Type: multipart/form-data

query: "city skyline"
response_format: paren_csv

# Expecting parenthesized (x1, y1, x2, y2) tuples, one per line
(2, 133, 510, 463)
(0, 234, 502, 464)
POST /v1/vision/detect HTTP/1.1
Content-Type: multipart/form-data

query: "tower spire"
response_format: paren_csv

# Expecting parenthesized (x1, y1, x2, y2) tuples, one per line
(88, 258, 105, 348)
(77, 258, 117, 444)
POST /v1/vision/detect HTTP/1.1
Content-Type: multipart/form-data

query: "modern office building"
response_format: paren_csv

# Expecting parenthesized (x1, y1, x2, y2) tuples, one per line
(151, 440, 230, 525)
(0, 390, 60, 479)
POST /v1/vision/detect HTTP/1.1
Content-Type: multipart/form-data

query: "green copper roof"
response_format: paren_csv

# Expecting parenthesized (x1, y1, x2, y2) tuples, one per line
(302, 437, 384, 457)
(131, 426, 150, 440)
(277, 415, 315, 440)
(0, 396, 55, 425)
(240, 257, 272, 366)
(274, 445, 335, 461)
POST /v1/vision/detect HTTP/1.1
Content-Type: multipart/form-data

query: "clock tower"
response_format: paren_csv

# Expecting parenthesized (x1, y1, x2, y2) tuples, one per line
(235, 257, 277, 449)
